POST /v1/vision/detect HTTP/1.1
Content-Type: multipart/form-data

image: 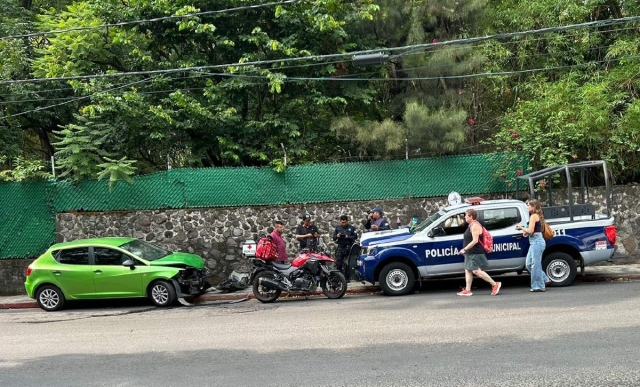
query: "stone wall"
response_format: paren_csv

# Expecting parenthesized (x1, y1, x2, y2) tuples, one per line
(0, 259, 34, 296)
(53, 198, 443, 286)
(1, 183, 638, 295)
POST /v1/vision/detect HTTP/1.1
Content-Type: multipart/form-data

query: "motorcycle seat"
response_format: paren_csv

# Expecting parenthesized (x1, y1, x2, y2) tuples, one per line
(272, 262, 292, 270)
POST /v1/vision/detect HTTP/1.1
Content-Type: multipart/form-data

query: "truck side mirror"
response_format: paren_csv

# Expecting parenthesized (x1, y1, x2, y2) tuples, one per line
(428, 227, 446, 238)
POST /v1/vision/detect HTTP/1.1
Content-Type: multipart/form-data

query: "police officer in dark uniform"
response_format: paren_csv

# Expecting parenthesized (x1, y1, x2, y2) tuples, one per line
(332, 215, 357, 281)
(295, 214, 319, 251)
(365, 207, 390, 231)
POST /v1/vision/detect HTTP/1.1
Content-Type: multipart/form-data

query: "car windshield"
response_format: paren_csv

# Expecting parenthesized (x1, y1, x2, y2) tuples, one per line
(119, 240, 170, 261)
(412, 211, 445, 233)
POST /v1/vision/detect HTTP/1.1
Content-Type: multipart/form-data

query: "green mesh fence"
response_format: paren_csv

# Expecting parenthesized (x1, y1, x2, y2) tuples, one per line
(178, 167, 288, 208)
(0, 153, 526, 259)
(0, 181, 56, 259)
(54, 171, 185, 212)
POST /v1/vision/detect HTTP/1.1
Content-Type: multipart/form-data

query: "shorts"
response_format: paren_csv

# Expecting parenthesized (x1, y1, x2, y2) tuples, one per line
(464, 253, 488, 271)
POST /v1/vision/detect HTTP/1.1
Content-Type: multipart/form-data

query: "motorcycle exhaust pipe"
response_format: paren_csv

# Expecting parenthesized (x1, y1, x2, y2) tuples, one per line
(259, 277, 288, 291)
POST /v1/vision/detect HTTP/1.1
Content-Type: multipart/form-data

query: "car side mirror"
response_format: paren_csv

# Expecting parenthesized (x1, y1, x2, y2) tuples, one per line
(123, 259, 136, 270)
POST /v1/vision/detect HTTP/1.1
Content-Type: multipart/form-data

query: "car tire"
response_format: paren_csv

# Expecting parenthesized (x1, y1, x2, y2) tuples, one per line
(379, 262, 415, 296)
(36, 285, 66, 312)
(543, 252, 577, 287)
(148, 280, 177, 307)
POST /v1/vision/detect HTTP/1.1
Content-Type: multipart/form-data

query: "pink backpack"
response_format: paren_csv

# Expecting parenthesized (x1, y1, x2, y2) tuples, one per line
(471, 221, 493, 254)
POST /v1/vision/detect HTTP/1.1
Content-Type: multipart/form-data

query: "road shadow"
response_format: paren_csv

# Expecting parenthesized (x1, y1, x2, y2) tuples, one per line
(3, 324, 640, 387)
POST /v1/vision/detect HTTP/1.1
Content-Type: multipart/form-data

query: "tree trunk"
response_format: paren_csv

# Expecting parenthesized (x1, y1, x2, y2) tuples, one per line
(38, 128, 54, 161)
(21, 0, 32, 10)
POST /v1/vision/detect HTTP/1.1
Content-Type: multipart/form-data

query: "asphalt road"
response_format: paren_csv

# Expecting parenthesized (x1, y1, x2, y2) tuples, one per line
(2, 279, 640, 387)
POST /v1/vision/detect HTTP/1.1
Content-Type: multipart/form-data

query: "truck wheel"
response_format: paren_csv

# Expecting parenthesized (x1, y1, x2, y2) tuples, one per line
(543, 252, 577, 287)
(379, 262, 415, 296)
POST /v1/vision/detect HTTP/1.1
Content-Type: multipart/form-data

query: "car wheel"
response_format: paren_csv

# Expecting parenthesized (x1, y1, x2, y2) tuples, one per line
(148, 280, 177, 307)
(36, 285, 66, 312)
(379, 262, 415, 296)
(543, 252, 577, 287)
(321, 271, 347, 299)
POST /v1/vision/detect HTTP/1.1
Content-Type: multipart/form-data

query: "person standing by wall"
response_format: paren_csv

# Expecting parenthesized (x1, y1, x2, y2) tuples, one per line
(270, 220, 288, 264)
(364, 207, 390, 232)
(516, 199, 550, 292)
(457, 209, 501, 297)
(333, 215, 357, 281)
(295, 214, 319, 251)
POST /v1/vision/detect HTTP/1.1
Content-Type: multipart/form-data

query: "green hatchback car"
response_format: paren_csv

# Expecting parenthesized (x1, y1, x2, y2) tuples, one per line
(25, 237, 211, 311)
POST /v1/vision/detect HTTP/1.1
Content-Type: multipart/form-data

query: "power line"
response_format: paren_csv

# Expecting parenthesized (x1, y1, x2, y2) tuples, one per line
(0, 40, 619, 101)
(0, 0, 302, 41)
(199, 54, 640, 82)
(391, 16, 640, 58)
(0, 59, 347, 98)
(0, 78, 153, 121)
(2, 15, 639, 87)
(1, 52, 636, 107)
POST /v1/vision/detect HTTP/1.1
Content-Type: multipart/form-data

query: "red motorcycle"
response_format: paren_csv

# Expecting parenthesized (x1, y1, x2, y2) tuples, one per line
(250, 237, 347, 303)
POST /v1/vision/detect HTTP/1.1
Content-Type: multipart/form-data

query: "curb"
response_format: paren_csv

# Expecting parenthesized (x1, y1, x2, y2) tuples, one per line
(0, 285, 382, 310)
(576, 274, 640, 283)
(0, 301, 38, 310)
(3, 276, 639, 310)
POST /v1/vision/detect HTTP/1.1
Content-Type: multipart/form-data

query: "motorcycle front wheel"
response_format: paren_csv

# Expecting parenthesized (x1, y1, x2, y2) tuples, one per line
(321, 271, 347, 299)
(252, 271, 282, 303)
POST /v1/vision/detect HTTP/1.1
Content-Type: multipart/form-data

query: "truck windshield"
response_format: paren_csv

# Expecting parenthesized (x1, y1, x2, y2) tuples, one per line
(412, 211, 445, 233)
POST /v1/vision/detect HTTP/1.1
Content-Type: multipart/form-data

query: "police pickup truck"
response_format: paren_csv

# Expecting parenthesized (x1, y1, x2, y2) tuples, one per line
(354, 160, 619, 296)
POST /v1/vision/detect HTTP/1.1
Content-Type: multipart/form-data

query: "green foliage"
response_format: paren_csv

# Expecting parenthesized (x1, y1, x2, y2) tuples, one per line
(52, 115, 118, 181)
(2, 0, 640, 184)
(481, 0, 640, 181)
(331, 100, 468, 158)
(97, 157, 136, 189)
(0, 157, 53, 182)
(403, 101, 467, 155)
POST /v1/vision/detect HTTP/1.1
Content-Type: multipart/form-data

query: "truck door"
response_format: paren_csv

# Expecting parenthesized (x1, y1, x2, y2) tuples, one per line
(421, 212, 468, 276)
(478, 207, 528, 270)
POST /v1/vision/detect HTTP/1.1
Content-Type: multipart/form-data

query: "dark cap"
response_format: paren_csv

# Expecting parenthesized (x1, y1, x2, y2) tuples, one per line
(370, 207, 383, 214)
(302, 214, 311, 221)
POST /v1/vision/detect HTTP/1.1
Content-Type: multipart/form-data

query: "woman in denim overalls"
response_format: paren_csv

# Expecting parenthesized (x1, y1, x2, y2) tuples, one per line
(516, 199, 550, 292)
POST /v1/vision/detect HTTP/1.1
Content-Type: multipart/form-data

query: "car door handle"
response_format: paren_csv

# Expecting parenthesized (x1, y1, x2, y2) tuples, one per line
(94, 270, 102, 274)
(512, 235, 524, 239)
(52, 271, 61, 275)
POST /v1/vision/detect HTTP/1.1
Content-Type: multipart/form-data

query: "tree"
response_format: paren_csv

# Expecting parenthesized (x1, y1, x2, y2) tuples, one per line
(25, 0, 380, 181)
(0, 0, 77, 179)
(329, 0, 487, 159)
(481, 0, 640, 181)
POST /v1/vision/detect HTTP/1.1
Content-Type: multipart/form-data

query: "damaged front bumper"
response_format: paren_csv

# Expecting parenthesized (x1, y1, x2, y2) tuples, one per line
(173, 267, 211, 297)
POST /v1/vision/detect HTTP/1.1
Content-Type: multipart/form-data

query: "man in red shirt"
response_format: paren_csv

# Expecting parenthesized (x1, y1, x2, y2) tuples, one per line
(270, 220, 288, 264)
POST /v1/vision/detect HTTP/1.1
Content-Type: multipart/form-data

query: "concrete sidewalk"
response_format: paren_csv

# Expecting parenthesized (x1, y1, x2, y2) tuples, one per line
(3, 264, 640, 310)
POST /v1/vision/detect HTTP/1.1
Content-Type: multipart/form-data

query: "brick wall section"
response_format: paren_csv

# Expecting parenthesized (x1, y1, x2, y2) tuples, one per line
(1, 184, 637, 295)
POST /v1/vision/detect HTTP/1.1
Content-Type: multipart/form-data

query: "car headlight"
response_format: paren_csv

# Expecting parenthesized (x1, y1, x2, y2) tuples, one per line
(366, 245, 377, 255)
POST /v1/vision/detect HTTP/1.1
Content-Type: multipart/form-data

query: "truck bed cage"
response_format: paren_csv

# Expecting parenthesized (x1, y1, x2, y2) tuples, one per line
(515, 160, 612, 220)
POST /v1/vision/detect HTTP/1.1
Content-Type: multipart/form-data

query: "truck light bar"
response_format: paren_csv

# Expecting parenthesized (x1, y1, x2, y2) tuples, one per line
(465, 197, 484, 205)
